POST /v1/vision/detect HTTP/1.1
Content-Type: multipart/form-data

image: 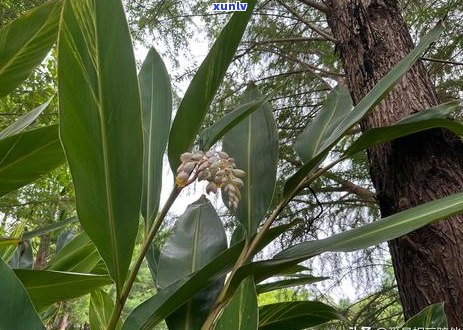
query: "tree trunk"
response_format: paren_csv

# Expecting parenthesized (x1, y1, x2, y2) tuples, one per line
(34, 234, 50, 270)
(325, 0, 463, 325)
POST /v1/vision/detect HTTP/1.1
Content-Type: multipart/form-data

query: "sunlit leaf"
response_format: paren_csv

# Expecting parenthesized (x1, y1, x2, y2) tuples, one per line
(90, 289, 122, 330)
(15, 269, 112, 310)
(0, 1, 61, 97)
(401, 303, 447, 328)
(0, 125, 65, 197)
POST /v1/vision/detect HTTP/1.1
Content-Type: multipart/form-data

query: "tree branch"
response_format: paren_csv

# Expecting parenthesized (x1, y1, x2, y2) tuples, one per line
(297, 0, 329, 13)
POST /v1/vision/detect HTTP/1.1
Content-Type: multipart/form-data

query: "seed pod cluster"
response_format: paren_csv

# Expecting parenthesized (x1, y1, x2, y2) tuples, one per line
(175, 150, 246, 209)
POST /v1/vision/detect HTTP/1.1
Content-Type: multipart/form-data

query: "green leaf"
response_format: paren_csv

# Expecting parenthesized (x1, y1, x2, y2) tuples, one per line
(223, 84, 279, 238)
(158, 195, 228, 330)
(140, 47, 172, 225)
(345, 102, 463, 157)
(256, 276, 328, 294)
(216, 277, 259, 330)
(294, 85, 353, 163)
(15, 269, 112, 310)
(0, 237, 20, 247)
(0, 98, 52, 139)
(0, 125, 65, 197)
(401, 303, 447, 328)
(199, 97, 271, 151)
(0, 221, 25, 262)
(58, 0, 143, 292)
(168, 0, 257, 171)
(275, 191, 463, 261)
(258, 301, 341, 330)
(284, 22, 445, 196)
(0, 1, 61, 97)
(0, 257, 45, 329)
(47, 232, 101, 273)
(123, 241, 246, 330)
(90, 289, 122, 330)
(23, 216, 78, 240)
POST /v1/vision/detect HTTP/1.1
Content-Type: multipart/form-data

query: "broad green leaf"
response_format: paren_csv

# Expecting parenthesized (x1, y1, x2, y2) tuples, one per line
(256, 276, 328, 294)
(199, 97, 271, 151)
(223, 84, 279, 238)
(294, 85, 353, 163)
(216, 277, 258, 330)
(47, 232, 101, 273)
(0, 1, 61, 97)
(23, 216, 78, 240)
(345, 102, 463, 157)
(0, 257, 45, 329)
(284, 22, 445, 196)
(258, 301, 341, 330)
(168, 0, 257, 171)
(58, 0, 143, 292)
(15, 269, 112, 310)
(401, 303, 447, 328)
(123, 241, 246, 330)
(158, 195, 228, 330)
(0, 98, 51, 139)
(0, 125, 65, 197)
(146, 242, 160, 286)
(140, 47, 172, 225)
(275, 191, 463, 261)
(9, 240, 33, 269)
(90, 289, 122, 330)
(0, 237, 20, 247)
(398, 100, 461, 124)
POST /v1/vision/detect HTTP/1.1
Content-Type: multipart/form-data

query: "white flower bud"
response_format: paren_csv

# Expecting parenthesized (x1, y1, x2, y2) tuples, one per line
(232, 169, 246, 178)
(183, 161, 196, 174)
(218, 151, 230, 159)
(206, 182, 218, 194)
(175, 172, 189, 187)
(180, 152, 193, 162)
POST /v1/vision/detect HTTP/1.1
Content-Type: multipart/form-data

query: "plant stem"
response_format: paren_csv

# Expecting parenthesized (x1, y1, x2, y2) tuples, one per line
(201, 156, 346, 329)
(107, 188, 181, 330)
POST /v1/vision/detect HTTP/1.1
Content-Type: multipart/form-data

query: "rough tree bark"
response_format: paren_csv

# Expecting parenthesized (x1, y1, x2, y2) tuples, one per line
(324, 0, 463, 325)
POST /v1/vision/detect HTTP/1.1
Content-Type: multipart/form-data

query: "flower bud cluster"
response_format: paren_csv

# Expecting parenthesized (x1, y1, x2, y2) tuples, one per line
(176, 150, 246, 209)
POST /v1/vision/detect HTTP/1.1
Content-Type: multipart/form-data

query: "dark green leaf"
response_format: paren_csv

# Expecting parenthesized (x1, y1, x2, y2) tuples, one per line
(284, 22, 445, 196)
(47, 232, 101, 273)
(123, 240, 246, 330)
(345, 102, 463, 157)
(216, 277, 258, 330)
(23, 217, 78, 240)
(275, 191, 463, 260)
(294, 84, 352, 163)
(258, 301, 341, 330)
(199, 96, 271, 150)
(158, 195, 228, 330)
(146, 242, 160, 287)
(0, 125, 65, 197)
(0, 1, 61, 97)
(223, 84, 279, 238)
(168, 0, 257, 171)
(401, 303, 447, 328)
(90, 289, 122, 330)
(140, 47, 172, 225)
(15, 269, 112, 310)
(58, 0, 143, 292)
(0, 257, 45, 329)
